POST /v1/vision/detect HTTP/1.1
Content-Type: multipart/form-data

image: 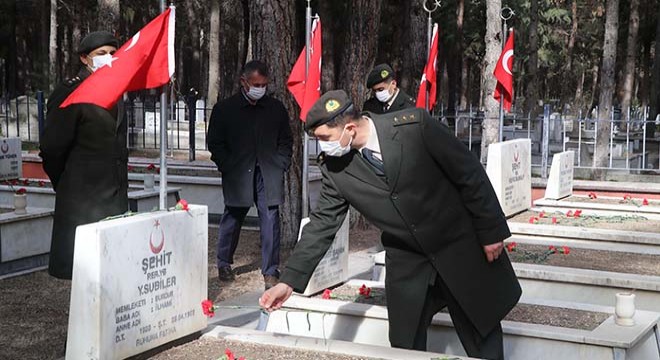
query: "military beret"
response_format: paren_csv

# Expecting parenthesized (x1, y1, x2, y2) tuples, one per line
(78, 31, 119, 55)
(305, 90, 354, 132)
(366, 63, 394, 88)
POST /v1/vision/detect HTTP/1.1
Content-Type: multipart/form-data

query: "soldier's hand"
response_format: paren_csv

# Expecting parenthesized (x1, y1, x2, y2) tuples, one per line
(259, 283, 293, 312)
(483, 242, 504, 263)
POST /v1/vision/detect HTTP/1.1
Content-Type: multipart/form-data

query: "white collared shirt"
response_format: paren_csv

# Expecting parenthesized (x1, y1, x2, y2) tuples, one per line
(359, 117, 383, 161)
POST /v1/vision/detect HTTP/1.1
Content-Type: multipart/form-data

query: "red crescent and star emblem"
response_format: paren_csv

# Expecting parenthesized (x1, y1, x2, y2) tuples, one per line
(149, 219, 165, 254)
(513, 151, 520, 163)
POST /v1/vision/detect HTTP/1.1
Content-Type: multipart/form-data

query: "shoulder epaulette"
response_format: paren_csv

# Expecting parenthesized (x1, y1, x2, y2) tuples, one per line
(64, 76, 82, 87)
(393, 111, 421, 126)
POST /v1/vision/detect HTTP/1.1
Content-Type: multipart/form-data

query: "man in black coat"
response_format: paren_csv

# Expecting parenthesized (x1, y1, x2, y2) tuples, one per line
(362, 63, 415, 114)
(207, 60, 293, 290)
(40, 31, 128, 280)
(260, 90, 521, 359)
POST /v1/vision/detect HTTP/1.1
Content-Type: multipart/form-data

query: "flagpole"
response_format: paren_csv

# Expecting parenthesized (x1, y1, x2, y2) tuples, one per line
(498, 6, 514, 143)
(159, 0, 169, 210)
(301, 1, 312, 218)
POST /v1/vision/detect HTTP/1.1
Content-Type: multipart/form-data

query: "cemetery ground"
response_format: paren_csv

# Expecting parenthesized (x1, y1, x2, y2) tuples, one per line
(0, 224, 381, 360)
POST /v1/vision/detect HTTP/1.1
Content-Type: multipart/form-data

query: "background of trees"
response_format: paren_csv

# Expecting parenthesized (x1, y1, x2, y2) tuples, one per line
(1, 0, 659, 242)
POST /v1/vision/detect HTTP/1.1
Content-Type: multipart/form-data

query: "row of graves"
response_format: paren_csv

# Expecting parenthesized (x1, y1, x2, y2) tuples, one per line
(3, 131, 660, 359)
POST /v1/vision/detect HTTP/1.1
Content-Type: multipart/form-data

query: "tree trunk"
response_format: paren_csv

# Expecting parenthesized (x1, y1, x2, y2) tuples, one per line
(593, 0, 620, 175)
(620, 0, 640, 119)
(575, 68, 585, 111)
(48, 0, 58, 93)
(397, 1, 425, 97)
(185, 3, 202, 94)
(460, 57, 469, 109)
(318, 0, 337, 92)
(524, 0, 539, 119)
(480, 0, 501, 163)
(97, 0, 120, 34)
(248, 0, 301, 248)
(651, 2, 660, 120)
(338, 0, 383, 107)
(207, 0, 220, 107)
(562, 0, 579, 107)
(218, 0, 249, 101)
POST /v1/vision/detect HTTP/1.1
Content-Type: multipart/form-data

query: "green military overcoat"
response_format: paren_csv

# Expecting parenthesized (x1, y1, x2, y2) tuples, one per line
(39, 68, 128, 280)
(362, 89, 415, 114)
(280, 107, 521, 348)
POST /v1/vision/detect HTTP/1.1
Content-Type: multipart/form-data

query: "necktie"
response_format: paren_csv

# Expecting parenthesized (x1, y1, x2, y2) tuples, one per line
(361, 148, 385, 176)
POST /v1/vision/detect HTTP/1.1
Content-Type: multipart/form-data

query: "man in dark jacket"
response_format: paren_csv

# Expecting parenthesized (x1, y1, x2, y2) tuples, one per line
(260, 90, 521, 359)
(207, 60, 293, 290)
(362, 63, 415, 114)
(40, 31, 128, 280)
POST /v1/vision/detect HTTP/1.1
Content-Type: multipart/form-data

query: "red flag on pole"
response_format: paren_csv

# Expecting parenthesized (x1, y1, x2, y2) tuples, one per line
(287, 18, 322, 122)
(416, 23, 439, 110)
(493, 29, 514, 112)
(60, 7, 175, 109)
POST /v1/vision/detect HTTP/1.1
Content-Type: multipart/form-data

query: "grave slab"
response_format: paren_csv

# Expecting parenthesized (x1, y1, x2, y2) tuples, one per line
(0, 137, 22, 181)
(298, 213, 350, 296)
(535, 195, 660, 215)
(66, 205, 208, 360)
(486, 139, 532, 216)
(544, 151, 574, 200)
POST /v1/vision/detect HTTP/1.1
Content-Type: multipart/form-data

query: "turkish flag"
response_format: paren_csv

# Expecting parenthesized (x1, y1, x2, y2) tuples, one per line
(493, 29, 514, 112)
(416, 23, 439, 110)
(60, 7, 175, 109)
(287, 18, 322, 122)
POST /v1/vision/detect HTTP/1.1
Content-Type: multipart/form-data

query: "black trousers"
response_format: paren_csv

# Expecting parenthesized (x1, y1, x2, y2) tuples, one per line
(408, 275, 504, 360)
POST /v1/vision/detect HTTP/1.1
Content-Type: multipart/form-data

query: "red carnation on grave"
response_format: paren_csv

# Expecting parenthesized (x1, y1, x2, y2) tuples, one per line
(201, 299, 217, 317)
(623, 194, 632, 201)
(22, 179, 30, 186)
(548, 245, 557, 254)
(588, 192, 597, 199)
(539, 211, 546, 218)
(529, 216, 539, 224)
(175, 199, 189, 211)
(574, 209, 582, 217)
(506, 242, 517, 252)
(551, 217, 558, 224)
(322, 289, 333, 299)
(224, 348, 235, 360)
(359, 284, 372, 298)
(560, 246, 571, 255)
(10, 179, 18, 186)
(643, 198, 649, 206)
(15, 188, 26, 195)
(38, 180, 45, 187)
(127, 165, 134, 172)
(566, 210, 573, 217)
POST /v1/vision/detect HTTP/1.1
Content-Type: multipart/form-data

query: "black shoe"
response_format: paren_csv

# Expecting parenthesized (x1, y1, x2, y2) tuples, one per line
(264, 275, 279, 290)
(218, 267, 235, 282)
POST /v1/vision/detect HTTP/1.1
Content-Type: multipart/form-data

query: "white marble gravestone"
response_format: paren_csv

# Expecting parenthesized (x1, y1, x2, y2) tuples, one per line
(0, 137, 22, 181)
(486, 139, 532, 216)
(544, 151, 575, 200)
(66, 205, 208, 360)
(298, 212, 350, 296)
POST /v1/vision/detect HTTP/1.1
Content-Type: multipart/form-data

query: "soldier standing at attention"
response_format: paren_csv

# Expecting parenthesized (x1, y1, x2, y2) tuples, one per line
(362, 63, 415, 114)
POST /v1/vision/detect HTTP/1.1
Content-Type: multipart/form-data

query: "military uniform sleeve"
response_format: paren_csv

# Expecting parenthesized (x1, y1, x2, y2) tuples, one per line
(207, 102, 230, 172)
(276, 102, 293, 169)
(39, 84, 80, 190)
(419, 111, 510, 246)
(279, 165, 350, 292)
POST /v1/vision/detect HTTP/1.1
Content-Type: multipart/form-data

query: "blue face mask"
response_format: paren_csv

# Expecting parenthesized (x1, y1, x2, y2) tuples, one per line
(318, 127, 353, 157)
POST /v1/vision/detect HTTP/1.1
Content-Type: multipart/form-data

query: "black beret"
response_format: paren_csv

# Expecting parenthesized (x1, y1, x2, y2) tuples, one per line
(305, 90, 353, 132)
(78, 31, 119, 55)
(366, 63, 394, 88)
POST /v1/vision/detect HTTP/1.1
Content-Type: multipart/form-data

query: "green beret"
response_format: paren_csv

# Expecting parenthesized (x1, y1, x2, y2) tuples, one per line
(366, 63, 394, 88)
(78, 31, 119, 55)
(305, 90, 353, 132)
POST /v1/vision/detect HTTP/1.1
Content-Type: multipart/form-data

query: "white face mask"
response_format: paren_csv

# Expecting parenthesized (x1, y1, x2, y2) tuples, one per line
(319, 127, 353, 157)
(247, 86, 266, 100)
(90, 53, 114, 72)
(375, 88, 392, 103)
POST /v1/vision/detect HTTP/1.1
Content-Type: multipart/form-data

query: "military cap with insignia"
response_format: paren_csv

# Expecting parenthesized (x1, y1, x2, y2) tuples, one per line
(305, 90, 354, 132)
(366, 63, 395, 88)
(77, 31, 119, 55)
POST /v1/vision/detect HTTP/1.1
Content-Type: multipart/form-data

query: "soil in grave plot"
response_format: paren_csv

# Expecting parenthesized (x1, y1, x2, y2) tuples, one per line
(507, 243, 660, 276)
(0, 225, 381, 360)
(149, 337, 386, 360)
(318, 285, 610, 331)
(509, 210, 660, 233)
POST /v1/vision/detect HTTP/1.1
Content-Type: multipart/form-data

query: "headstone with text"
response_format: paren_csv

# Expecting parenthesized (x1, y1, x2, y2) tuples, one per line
(544, 151, 575, 200)
(298, 212, 350, 296)
(486, 139, 532, 217)
(0, 137, 22, 181)
(66, 205, 208, 360)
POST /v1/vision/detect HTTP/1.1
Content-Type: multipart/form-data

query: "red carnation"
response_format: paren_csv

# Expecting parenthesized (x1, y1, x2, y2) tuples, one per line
(15, 188, 26, 195)
(201, 299, 216, 317)
(127, 165, 134, 172)
(588, 192, 597, 199)
(38, 180, 45, 187)
(529, 216, 539, 224)
(359, 284, 372, 298)
(505, 242, 517, 252)
(574, 209, 582, 217)
(552, 217, 558, 224)
(539, 211, 546, 218)
(566, 210, 573, 217)
(623, 194, 632, 200)
(175, 199, 189, 211)
(225, 348, 235, 360)
(560, 246, 571, 255)
(322, 289, 332, 299)
(22, 179, 30, 186)
(548, 245, 557, 253)
(643, 198, 649, 206)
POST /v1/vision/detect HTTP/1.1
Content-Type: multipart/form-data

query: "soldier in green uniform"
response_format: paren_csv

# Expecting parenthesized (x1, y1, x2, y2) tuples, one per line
(260, 90, 521, 360)
(362, 63, 415, 114)
(39, 31, 128, 280)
